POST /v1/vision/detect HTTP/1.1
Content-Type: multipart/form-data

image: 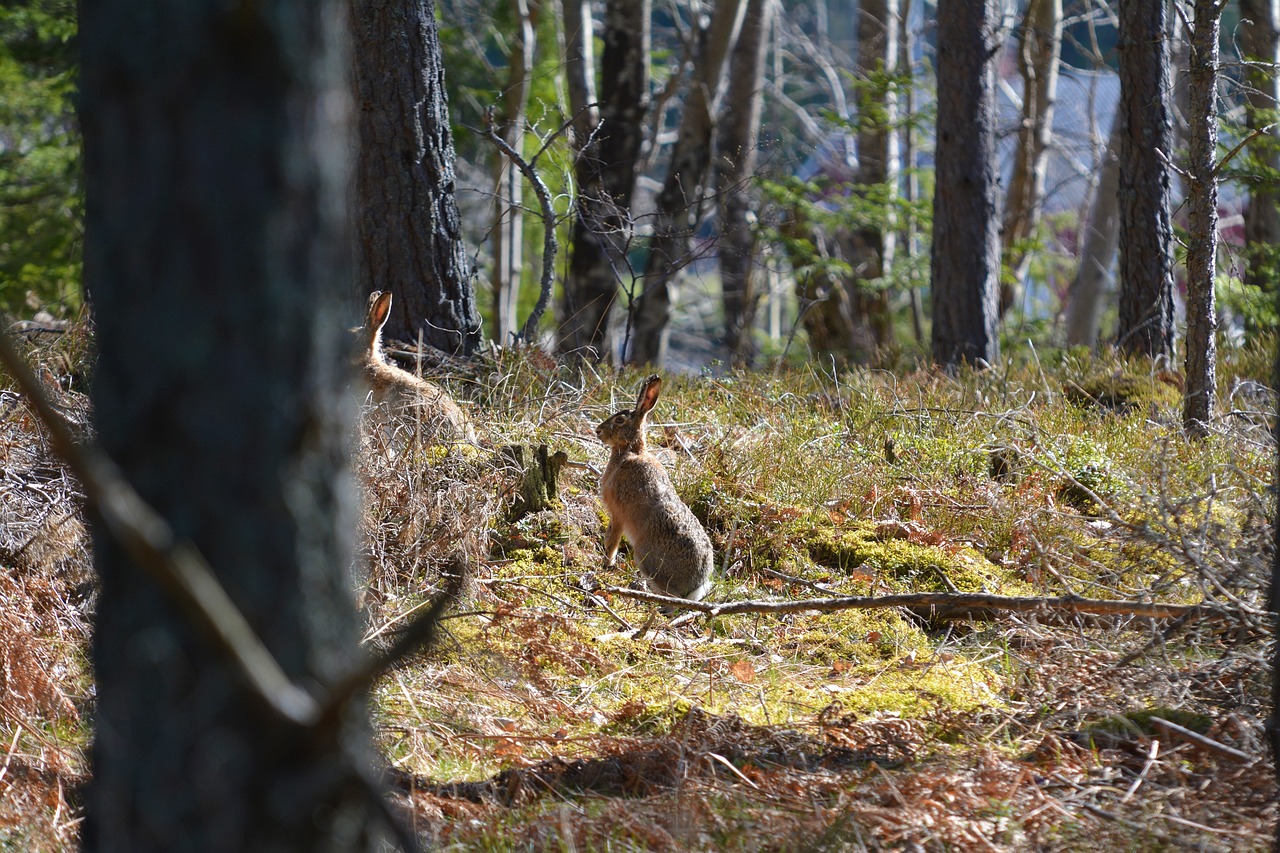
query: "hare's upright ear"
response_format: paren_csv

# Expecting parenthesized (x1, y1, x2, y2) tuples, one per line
(368, 291, 393, 331)
(635, 374, 662, 417)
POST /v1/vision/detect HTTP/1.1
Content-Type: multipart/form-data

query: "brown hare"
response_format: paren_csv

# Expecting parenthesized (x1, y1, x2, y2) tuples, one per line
(596, 375, 713, 601)
(358, 290, 475, 444)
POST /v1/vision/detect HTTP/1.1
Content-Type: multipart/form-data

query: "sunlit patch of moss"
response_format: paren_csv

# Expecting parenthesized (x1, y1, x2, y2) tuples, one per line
(803, 521, 1033, 595)
(1063, 369, 1182, 414)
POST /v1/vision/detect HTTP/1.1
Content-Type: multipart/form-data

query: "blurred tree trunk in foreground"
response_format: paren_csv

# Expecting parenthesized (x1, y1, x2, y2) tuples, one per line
(353, 0, 482, 356)
(80, 1, 377, 850)
(1064, 108, 1122, 348)
(930, 0, 1001, 368)
(1116, 0, 1175, 360)
(1000, 0, 1062, 313)
(630, 0, 746, 366)
(559, 0, 650, 361)
(715, 0, 772, 365)
(1239, 0, 1280, 294)
(1181, 0, 1222, 439)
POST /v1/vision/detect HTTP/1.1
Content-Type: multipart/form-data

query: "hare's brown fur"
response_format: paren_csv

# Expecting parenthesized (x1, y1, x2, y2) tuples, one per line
(359, 291, 474, 443)
(596, 375, 713, 601)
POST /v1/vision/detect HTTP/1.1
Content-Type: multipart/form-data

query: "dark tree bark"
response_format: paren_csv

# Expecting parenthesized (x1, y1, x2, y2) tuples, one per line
(930, 0, 1001, 368)
(1239, 0, 1280, 294)
(559, 0, 651, 361)
(353, 0, 482, 356)
(80, 2, 376, 850)
(715, 0, 772, 365)
(1182, 0, 1222, 439)
(1116, 0, 1175, 360)
(630, 0, 747, 366)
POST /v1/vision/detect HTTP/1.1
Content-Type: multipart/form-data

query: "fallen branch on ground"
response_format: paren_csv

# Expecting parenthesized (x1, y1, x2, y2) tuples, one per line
(600, 586, 1233, 623)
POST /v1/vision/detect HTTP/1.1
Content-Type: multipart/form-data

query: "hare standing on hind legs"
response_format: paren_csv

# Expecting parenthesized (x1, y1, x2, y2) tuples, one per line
(358, 290, 475, 444)
(596, 375, 714, 602)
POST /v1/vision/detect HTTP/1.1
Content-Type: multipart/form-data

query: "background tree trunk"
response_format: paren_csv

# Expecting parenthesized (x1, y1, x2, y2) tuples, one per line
(492, 0, 539, 344)
(1001, 0, 1062, 311)
(559, 0, 650, 360)
(353, 0, 482, 356)
(630, 0, 747, 366)
(847, 0, 900, 357)
(930, 0, 1002, 368)
(1239, 0, 1280, 293)
(1116, 0, 1175, 360)
(80, 2, 376, 849)
(1182, 0, 1221, 439)
(715, 0, 773, 365)
(1063, 108, 1123, 347)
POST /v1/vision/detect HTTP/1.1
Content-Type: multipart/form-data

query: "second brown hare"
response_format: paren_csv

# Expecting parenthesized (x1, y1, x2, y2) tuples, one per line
(596, 375, 714, 602)
(359, 290, 475, 444)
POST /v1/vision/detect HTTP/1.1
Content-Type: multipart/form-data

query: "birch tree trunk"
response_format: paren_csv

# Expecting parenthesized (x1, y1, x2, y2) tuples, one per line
(1001, 0, 1062, 311)
(1116, 0, 1175, 360)
(492, 0, 539, 344)
(1182, 0, 1222, 439)
(715, 0, 773, 365)
(930, 0, 1002, 368)
(629, 0, 747, 366)
(1239, 0, 1280, 293)
(353, 0, 482, 356)
(1063, 109, 1123, 347)
(559, 0, 650, 360)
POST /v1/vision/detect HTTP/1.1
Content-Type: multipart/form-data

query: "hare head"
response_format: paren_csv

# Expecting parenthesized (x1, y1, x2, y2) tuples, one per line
(361, 290, 395, 366)
(596, 374, 661, 455)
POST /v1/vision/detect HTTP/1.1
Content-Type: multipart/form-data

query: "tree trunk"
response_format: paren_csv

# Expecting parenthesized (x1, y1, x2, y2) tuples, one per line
(353, 0, 482, 356)
(80, 2, 376, 850)
(1064, 108, 1123, 347)
(1001, 0, 1063, 310)
(492, 0, 539, 344)
(848, 0, 900, 354)
(559, 0, 650, 361)
(561, 0, 598, 142)
(1182, 0, 1221, 439)
(1116, 0, 1175, 360)
(715, 0, 773, 365)
(629, 0, 748, 366)
(930, 0, 1002, 368)
(1239, 0, 1280, 293)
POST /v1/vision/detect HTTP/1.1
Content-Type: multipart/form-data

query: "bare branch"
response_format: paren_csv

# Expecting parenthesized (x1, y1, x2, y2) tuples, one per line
(600, 586, 1225, 623)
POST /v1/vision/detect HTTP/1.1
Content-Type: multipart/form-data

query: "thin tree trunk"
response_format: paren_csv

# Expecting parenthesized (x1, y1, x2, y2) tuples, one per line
(1001, 0, 1063, 310)
(492, 0, 539, 344)
(1182, 0, 1221, 439)
(715, 0, 773, 365)
(80, 2, 376, 848)
(1239, 0, 1280, 293)
(559, 0, 650, 361)
(562, 0, 598, 141)
(630, 0, 748, 366)
(1064, 109, 1123, 347)
(353, 0, 482, 356)
(847, 0, 900, 356)
(1116, 0, 1175, 360)
(930, 0, 1002, 368)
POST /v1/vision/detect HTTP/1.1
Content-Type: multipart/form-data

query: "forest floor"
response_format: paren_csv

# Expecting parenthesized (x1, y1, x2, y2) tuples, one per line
(1, 326, 1276, 851)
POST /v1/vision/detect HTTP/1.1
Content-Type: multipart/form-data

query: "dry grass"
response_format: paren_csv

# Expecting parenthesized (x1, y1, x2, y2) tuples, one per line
(1, 333, 1276, 851)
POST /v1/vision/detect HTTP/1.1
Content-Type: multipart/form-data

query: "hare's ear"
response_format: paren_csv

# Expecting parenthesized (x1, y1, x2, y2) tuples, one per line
(635, 374, 662, 416)
(368, 291, 393, 331)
